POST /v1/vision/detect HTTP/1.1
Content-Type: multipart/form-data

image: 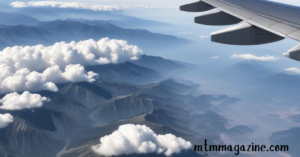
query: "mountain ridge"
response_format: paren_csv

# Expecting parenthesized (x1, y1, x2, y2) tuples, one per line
(0, 20, 189, 49)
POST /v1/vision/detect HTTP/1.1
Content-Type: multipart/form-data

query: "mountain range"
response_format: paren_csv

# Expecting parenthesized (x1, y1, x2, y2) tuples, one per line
(269, 127, 300, 157)
(12, 7, 171, 29)
(0, 55, 242, 156)
(0, 19, 189, 50)
(86, 62, 162, 84)
(0, 12, 40, 26)
(130, 55, 191, 74)
(218, 62, 300, 103)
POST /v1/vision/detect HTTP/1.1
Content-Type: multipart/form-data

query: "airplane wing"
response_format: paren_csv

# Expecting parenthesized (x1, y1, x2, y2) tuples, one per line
(180, 0, 300, 61)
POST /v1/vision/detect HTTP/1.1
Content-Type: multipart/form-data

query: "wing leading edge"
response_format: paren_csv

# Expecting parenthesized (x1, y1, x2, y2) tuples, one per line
(181, 0, 300, 62)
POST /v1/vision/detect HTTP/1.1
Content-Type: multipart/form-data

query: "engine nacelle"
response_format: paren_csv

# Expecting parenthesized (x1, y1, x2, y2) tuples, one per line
(284, 44, 300, 61)
(211, 23, 284, 45)
(180, 1, 214, 12)
(195, 9, 242, 25)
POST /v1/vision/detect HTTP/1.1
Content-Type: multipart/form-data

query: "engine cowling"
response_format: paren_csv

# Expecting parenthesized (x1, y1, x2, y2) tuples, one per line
(211, 23, 284, 45)
(284, 44, 300, 61)
(180, 1, 214, 12)
(195, 9, 242, 25)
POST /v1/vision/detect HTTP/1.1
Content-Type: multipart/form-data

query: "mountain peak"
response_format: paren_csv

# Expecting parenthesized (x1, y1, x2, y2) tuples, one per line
(0, 12, 40, 26)
(59, 82, 112, 108)
(90, 95, 169, 124)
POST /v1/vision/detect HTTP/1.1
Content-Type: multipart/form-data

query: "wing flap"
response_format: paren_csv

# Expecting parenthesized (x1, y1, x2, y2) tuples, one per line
(270, 23, 298, 35)
(249, 15, 278, 27)
(288, 30, 300, 41)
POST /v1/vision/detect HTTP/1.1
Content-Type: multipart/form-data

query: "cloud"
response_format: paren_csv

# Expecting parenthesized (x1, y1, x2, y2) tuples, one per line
(0, 64, 97, 94)
(209, 56, 219, 59)
(61, 64, 98, 82)
(269, 107, 300, 125)
(285, 67, 300, 74)
(231, 54, 278, 61)
(10, 2, 27, 8)
(0, 92, 50, 110)
(92, 124, 192, 157)
(0, 38, 142, 94)
(10, 1, 121, 11)
(0, 114, 14, 128)
(199, 35, 209, 39)
(10, 1, 176, 11)
(0, 66, 58, 93)
(0, 38, 142, 71)
(178, 32, 193, 35)
(42, 65, 98, 83)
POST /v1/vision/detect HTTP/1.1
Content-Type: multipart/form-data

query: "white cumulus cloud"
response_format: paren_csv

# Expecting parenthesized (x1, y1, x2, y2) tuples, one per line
(0, 38, 142, 94)
(0, 92, 50, 110)
(61, 64, 98, 82)
(92, 124, 192, 157)
(10, 1, 176, 10)
(231, 54, 278, 61)
(285, 67, 300, 74)
(0, 38, 142, 71)
(0, 64, 97, 94)
(0, 114, 14, 128)
(0, 66, 58, 93)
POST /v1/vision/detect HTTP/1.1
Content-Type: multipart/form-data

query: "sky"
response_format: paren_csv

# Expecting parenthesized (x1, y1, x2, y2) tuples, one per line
(270, 0, 300, 6)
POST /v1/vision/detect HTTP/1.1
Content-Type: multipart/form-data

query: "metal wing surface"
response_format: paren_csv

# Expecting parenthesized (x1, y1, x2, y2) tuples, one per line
(180, 0, 300, 61)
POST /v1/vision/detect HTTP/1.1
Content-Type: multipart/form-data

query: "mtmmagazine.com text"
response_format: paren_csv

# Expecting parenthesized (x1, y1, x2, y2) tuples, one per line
(194, 140, 289, 155)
